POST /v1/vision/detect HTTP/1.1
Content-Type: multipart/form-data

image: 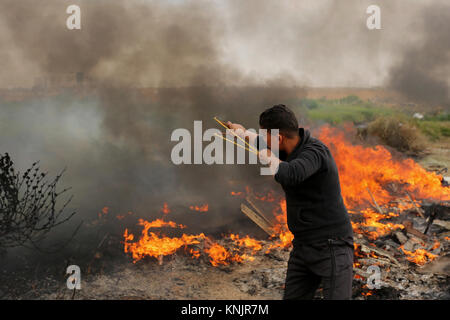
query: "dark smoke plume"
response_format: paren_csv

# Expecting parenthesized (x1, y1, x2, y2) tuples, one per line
(0, 1, 308, 240)
(388, 3, 450, 108)
(0, 0, 449, 247)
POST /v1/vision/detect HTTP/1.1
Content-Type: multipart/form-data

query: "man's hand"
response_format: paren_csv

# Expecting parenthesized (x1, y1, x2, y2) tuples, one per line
(258, 148, 281, 175)
(225, 121, 246, 138)
(226, 121, 245, 131)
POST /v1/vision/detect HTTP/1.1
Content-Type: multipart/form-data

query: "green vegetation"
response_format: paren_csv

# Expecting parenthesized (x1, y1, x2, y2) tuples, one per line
(293, 96, 449, 143)
(414, 115, 450, 140)
(294, 96, 397, 125)
(423, 113, 450, 122)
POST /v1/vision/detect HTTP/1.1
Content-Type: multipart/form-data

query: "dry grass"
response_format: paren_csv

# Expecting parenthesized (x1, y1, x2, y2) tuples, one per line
(367, 117, 428, 155)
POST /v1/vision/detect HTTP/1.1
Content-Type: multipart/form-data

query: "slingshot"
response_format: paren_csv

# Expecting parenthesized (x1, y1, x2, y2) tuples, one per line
(213, 117, 258, 155)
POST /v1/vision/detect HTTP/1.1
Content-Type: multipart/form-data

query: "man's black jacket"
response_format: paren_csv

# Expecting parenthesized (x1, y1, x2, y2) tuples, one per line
(265, 128, 353, 245)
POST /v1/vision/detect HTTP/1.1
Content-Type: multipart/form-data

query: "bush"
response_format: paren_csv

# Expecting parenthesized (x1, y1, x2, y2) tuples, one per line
(339, 95, 362, 104)
(424, 112, 450, 122)
(300, 98, 319, 110)
(367, 117, 428, 154)
(0, 153, 75, 249)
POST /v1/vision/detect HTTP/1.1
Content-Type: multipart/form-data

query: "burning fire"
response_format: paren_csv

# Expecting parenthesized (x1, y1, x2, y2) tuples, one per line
(399, 246, 438, 265)
(122, 126, 448, 268)
(350, 208, 404, 240)
(189, 204, 209, 212)
(203, 243, 255, 266)
(267, 199, 294, 251)
(318, 126, 449, 207)
(230, 189, 294, 251)
(98, 206, 109, 218)
(123, 217, 206, 263)
(204, 244, 230, 266)
(122, 205, 265, 266)
(161, 202, 170, 215)
(229, 234, 263, 252)
(398, 240, 440, 265)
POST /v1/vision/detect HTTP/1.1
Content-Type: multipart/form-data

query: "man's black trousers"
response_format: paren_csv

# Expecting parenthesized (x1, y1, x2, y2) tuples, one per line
(283, 239, 354, 300)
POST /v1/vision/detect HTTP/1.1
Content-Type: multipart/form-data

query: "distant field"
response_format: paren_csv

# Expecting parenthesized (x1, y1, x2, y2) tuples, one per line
(291, 95, 449, 140)
(293, 95, 398, 125)
(304, 87, 403, 103)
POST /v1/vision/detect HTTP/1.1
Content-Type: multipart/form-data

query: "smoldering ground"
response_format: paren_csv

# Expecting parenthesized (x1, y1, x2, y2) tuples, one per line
(0, 0, 449, 260)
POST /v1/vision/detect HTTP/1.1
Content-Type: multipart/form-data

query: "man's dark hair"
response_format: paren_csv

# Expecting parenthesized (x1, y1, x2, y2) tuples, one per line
(259, 104, 299, 138)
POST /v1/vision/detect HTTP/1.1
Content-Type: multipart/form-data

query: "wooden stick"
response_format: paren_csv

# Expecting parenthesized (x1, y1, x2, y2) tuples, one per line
(359, 242, 401, 266)
(405, 191, 425, 218)
(366, 187, 384, 215)
(241, 204, 273, 236)
(245, 194, 274, 228)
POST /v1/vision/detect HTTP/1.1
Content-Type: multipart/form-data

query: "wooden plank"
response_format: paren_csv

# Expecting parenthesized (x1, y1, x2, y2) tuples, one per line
(433, 219, 450, 230)
(245, 195, 274, 228)
(402, 220, 428, 241)
(241, 204, 273, 236)
(359, 243, 402, 267)
(405, 191, 425, 218)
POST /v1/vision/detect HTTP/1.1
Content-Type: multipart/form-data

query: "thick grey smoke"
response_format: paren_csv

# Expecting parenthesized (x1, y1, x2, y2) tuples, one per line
(0, 0, 449, 243)
(0, 1, 307, 240)
(388, 3, 450, 108)
(0, 0, 235, 87)
(1, 0, 448, 89)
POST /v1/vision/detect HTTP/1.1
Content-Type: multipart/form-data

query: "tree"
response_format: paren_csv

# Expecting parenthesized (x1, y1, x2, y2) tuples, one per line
(0, 153, 75, 250)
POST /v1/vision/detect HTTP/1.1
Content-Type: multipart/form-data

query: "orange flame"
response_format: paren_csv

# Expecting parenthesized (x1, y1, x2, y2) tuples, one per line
(189, 248, 201, 259)
(317, 126, 449, 207)
(161, 202, 170, 215)
(123, 218, 204, 263)
(267, 198, 294, 251)
(204, 242, 255, 266)
(189, 204, 209, 212)
(229, 234, 263, 252)
(399, 246, 438, 265)
(351, 208, 404, 240)
(204, 243, 231, 266)
(98, 206, 109, 218)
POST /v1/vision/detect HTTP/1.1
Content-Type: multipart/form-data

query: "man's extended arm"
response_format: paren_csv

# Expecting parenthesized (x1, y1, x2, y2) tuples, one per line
(274, 148, 323, 186)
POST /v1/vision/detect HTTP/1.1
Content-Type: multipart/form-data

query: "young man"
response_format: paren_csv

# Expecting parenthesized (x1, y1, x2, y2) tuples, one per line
(226, 104, 354, 300)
